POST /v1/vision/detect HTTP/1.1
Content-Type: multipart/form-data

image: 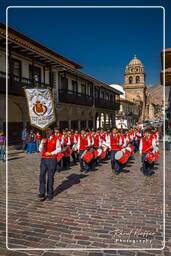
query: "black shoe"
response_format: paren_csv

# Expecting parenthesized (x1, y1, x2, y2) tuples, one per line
(140, 167, 143, 173)
(148, 171, 155, 176)
(38, 195, 46, 201)
(80, 169, 84, 172)
(47, 196, 53, 200)
(38, 194, 45, 198)
(115, 171, 120, 175)
(56, 167, 62, 172)
(40, 197, 46, 202)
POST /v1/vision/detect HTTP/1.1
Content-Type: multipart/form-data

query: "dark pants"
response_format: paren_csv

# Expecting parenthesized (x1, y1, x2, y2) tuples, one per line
(134, 140, 140, 152)
(36, 140, 41, 152)
(22, 140, 26, 150)
(39, 158, 57, 197)
(111, 150, 121, 173)
(63, 156, 70, 169)
(106, 150, 111, 160)
(141, 153, 154, 175)
(79, 150, 90, 172)
(72, 151, 78, 163)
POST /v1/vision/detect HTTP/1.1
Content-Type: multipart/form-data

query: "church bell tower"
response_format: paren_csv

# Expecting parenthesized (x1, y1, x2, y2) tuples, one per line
(123, 55, 146, 120)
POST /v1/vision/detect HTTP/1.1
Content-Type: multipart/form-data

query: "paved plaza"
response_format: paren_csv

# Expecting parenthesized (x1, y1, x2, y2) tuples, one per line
(0, 144, 171, 256)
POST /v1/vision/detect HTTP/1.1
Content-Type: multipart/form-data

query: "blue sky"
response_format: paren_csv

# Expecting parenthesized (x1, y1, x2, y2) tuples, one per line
(1, 0, 170, 86)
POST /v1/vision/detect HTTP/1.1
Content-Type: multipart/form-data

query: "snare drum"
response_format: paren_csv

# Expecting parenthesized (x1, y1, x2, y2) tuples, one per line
(83, 151, 94, 163)
(115, 150, 123, 160)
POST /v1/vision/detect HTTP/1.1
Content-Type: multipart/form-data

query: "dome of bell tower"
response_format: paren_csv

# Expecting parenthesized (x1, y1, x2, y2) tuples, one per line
(128, 55, 143, 66)
(124, 55, 145, 85)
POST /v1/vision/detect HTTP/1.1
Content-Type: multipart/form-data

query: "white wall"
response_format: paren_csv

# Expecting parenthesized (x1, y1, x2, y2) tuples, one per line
(0, 49, 50, 83)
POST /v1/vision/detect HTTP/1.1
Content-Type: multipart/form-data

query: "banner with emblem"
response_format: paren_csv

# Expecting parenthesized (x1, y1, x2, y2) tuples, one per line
(25, 88, 56, 130)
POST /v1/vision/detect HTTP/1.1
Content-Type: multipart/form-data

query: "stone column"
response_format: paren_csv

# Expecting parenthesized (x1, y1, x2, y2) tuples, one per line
(0, 99, 5, 131)
(77, 109, 81, 130)
(55, 71, 59, 103)
(52, 70, 60, 126)
(104, 113, 106, 129)
(23, 106, 28, 128)
(98, 113, 101, 128)
(67, 107, 72, 130)
(112, 113, 115, 127)
(78, 120, 81, 130)
(56, 108, 61, 128)
(86, 119, 89, 129)
(93, 111, 96, 129)
(68, 119, 71, 130)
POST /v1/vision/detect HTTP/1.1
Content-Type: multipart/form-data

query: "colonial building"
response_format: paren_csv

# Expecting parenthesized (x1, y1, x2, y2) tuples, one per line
(0, 23, 121, 144)
(110, 84, 139, 127)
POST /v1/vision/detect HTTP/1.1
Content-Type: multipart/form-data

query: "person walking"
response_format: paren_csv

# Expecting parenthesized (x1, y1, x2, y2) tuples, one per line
(26, 130, 37, 153)
(21, 127, 27, 151)
(77, 129, 91, 173)
(38, 126, 61, 201)
(35, 131, 42, 152)
(109, 127, 122, 175)
(0, 131, 5, 162)
(139, 129, 155, 176)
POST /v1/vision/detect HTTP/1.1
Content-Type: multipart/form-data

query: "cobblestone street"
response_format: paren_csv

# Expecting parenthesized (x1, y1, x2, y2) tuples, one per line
(0, 144, 170, 256)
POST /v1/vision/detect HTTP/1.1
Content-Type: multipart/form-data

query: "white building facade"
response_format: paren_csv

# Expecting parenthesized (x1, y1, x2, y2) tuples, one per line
(109, 84, 139, 128)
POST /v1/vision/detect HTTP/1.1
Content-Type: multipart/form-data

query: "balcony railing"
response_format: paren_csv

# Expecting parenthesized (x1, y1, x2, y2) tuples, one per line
(59, 89, 93, 106)
(0, 71, 120, 110)
(95, 98, 120, 110)
(0, 71, 50, 96)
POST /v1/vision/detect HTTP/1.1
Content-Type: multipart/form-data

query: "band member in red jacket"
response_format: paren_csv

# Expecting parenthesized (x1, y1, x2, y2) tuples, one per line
(38, 126, 61, 201)
(139, 129, 155, 176)
(53, 127, 63, 170)
(61, 129, 71, 169)
(135, 129, 142, 152)
(109, 127, 122, 175)
(71, 129, 79, 164)
(77, 129, 91, 173)
(54, 127, 62, 142)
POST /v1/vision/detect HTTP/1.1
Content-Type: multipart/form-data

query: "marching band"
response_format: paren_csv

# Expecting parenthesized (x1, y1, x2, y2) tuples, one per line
(38, 126, 160, 201)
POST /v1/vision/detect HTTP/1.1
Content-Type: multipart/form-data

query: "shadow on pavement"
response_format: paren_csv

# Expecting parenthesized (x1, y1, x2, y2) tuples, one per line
(8, 151, 24, 156)
(53, 173, 88, 196)
(8, 156, 25, 161)
(121, 169, 130, 173)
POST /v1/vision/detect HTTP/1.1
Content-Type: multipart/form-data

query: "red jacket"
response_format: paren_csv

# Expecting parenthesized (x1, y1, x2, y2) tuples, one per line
(94, 134, 100, 148)
(110, 134, 121, 151)
(61, 135, 71, 148)
(42, 135, 58, 159)
(78, 135, 90, 151)
(36, 134, 42, 140)
(55, 133, 62, 142)
(70, 134, 75, 145)
(139, 137, 153, 153)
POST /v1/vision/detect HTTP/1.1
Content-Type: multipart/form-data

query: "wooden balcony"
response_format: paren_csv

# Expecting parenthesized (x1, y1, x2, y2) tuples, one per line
(0, 71, 50, 96)
(59, 89, 93, 106)
(95, 98, 120, 110)
(0, 71, 120, 111)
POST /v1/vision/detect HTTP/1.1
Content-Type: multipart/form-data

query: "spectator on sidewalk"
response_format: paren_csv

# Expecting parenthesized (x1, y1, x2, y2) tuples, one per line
(35, 131, 42, 152)
(21, 127, 28, 151)
(26, 130, 37, 153)
(0, 131, 6, 161)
